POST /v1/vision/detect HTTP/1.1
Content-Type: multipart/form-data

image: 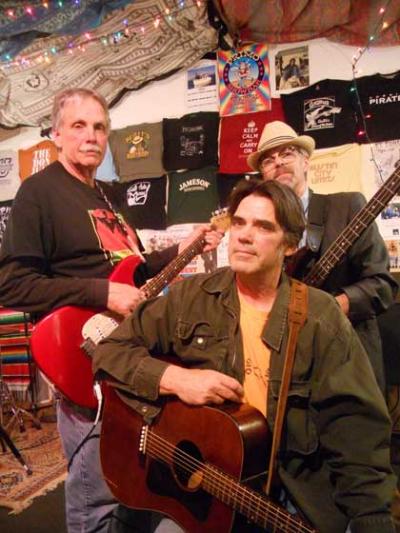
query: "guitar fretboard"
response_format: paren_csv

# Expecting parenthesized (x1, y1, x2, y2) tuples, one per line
(144, 236, 205, 298)
(304, 167, 400, 287)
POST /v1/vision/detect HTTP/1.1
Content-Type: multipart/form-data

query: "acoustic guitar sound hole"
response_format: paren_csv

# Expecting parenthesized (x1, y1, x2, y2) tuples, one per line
(172, 440, 204, 491)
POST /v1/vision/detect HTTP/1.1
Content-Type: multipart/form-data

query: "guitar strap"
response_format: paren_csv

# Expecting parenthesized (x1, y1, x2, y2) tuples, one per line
(306, 191, 327, 254)
(265, 279, 308, 496)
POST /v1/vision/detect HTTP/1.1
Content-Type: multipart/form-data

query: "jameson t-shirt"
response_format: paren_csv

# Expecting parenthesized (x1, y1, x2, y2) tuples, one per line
(167, 167, 219, 225)
(163, 112, 219, 171)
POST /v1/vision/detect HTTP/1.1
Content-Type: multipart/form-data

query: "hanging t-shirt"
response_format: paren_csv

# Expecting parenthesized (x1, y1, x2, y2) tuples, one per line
(0, 199, 12, 246)
(352, 71, 400, 143)
(163, 112, 219, 171)
(219, 99, 285, 173)
(109, 122, 165, 181)
(113, 177, 167, 230)
(308, 144, 362, 195)
(167, 167, 219, 225)
(18, 140, 58, 181)
(281, 79, 357, 149)
(0, 150, 20, 201)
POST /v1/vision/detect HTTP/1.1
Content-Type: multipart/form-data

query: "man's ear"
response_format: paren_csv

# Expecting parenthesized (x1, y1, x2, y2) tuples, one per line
(284, 244, 298, 257)
(52, 128, 62, 150)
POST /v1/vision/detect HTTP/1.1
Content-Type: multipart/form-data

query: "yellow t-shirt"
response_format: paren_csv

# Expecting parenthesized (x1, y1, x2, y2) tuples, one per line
(239, 292, 271, 417)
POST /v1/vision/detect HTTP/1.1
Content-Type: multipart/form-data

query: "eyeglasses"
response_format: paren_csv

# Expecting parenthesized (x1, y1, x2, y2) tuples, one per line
(260, 146, 299, 170)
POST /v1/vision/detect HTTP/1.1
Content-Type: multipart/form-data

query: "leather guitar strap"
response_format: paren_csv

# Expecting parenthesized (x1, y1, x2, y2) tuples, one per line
(265, 279, 308, 496)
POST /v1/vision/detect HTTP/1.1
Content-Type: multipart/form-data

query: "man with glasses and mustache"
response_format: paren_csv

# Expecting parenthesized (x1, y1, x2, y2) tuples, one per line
(247, 121, 397, 393)
(0, 88, 222, 533)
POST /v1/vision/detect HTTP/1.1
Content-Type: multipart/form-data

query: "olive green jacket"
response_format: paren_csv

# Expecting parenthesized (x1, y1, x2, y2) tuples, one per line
(93, 268, 396, 533)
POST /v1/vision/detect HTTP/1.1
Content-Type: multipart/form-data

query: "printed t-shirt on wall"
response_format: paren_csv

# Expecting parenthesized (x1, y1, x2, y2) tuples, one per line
(95, 143, 119, 182)
(18, 140, 58, 181)
(281, 79, 356, 149)
(352, 72, 400, 144)
(217, 173, 258, 208)
(162, 112, 219, 171)
(0, 150, 21, 201)
(167, 167, 219, 225)
(113, 177, 167, 230)
(219, 99, 285, 173)
(0, 199, 13, 246)
(109, 122, 164, 181)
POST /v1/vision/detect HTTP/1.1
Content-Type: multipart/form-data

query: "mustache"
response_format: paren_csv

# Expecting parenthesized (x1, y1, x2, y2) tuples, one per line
(79, 146, 102, 153)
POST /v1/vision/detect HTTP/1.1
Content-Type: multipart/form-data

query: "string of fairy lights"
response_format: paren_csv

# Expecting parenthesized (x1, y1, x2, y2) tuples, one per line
(350, 0, 396, 182)
(0, 0, 204, 69)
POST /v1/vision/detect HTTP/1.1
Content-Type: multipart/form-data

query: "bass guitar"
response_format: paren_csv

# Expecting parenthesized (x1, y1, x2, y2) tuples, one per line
(100, 385, 316, 533)
(289, 163, 400, 286)
(29, 212, 230, 409)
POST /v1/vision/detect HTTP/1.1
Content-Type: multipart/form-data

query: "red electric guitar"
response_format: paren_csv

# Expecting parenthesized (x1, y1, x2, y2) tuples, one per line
(100, 385, 316, 533)
(30, 212, 230, 409)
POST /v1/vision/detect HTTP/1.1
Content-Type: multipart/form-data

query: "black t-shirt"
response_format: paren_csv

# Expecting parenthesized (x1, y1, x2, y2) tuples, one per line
(352, 71, 400, 143)
(162, 112, 219, 171)
(282, 79, 357, 148)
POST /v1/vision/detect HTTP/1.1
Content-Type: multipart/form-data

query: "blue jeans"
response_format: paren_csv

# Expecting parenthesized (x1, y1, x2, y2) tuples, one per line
(57, 398, 117, 533)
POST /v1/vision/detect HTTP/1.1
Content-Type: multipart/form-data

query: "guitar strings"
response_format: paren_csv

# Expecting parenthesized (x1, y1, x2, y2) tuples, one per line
(305, 167, 400, 286)
(144, 429, 315, 533)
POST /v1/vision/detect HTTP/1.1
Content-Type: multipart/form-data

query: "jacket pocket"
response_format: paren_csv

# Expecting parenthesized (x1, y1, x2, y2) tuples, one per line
(174, 319, 227, 368)
(270, 380, 318, 455)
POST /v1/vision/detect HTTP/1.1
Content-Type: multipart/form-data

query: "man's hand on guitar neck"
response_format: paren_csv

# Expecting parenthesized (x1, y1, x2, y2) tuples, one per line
(107, 282, 146, 317)
(178, 224, 224, 255)
(159, 365, 244, 405)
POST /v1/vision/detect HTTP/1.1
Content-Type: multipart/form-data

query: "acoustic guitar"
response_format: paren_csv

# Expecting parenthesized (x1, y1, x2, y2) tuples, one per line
(29, 211, 230, 409)
(100, 385, 316, 533)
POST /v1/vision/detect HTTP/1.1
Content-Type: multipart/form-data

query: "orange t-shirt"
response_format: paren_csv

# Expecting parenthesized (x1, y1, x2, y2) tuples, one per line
(18, 140, 58, 181)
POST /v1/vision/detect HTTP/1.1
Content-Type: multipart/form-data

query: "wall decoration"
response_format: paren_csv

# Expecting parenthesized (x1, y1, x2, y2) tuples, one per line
(275, 45, 309, 91)
(186, 59, 218, 110)
(218, 43, 270, 116)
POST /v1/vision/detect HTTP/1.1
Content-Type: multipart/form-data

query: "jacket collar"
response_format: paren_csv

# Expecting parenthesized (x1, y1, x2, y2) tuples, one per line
(200, 267, 291, 352)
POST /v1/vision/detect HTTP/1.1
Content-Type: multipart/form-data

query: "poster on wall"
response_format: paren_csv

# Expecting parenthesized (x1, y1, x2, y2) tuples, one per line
(218, 43, 271, 116)
(186, 59, 218, 111)
(360, 141, 400, 272)
(275, 46, 309, 92)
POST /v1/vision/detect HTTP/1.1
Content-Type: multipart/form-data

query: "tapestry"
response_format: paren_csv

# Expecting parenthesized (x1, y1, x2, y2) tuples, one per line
(0, 0, 217, 129)
(0, 421, 66, 513)
(218, 43, 270, 117)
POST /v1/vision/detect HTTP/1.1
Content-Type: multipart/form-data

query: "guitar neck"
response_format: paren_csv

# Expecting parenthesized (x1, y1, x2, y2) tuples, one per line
(144, 428, 315, 532)
(304, 167, 400, 287)
(143, 236, 205, 298)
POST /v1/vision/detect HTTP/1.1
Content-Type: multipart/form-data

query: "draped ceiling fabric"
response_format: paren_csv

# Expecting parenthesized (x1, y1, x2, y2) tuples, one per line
(0, 0, 133, 61)
(212, 0, 400, 47)
(0, 0, 217, 129)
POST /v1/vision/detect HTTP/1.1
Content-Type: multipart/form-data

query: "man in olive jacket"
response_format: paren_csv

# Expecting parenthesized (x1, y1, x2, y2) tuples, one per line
(93, 179, 396, 533)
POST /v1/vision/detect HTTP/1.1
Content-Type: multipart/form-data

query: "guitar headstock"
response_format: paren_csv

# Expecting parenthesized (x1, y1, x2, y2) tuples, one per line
(210, 208, 231, 232)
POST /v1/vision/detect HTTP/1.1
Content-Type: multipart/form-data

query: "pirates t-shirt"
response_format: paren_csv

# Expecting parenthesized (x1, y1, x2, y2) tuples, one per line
(163, 112, 219, 171)
(352, 72, 400, 143)
(281, 79, 357, 148)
